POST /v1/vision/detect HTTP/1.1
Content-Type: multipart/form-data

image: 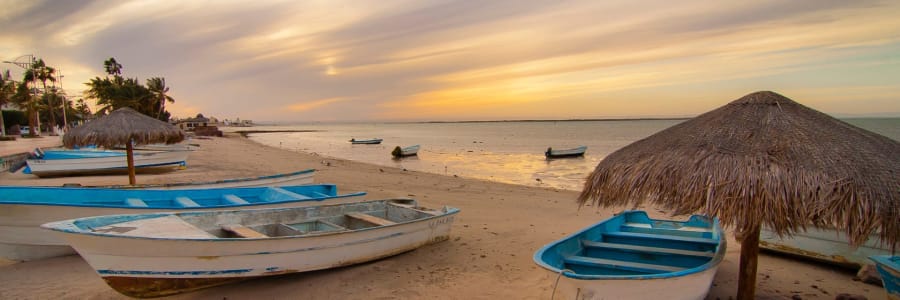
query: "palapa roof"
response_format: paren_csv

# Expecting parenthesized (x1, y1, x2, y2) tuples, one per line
(63, 107, 185, 148)
(578, 91, 899, 249)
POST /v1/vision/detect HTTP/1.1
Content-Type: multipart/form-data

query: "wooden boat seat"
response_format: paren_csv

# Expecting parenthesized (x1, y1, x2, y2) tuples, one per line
(221, 224, 269, 238)
(564, 255, 687, 273)
(346, 212, 396, 226)
(581, 240, 715, 258)
(222, 194, 250, 205)
(125, 198, 149, 207)
(174, 196, 201, 207)
(620, 223, 712, 238)
(603, 231, 719, 246)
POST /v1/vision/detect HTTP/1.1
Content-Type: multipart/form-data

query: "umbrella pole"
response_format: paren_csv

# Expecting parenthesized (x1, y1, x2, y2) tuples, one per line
(736, 225, 761, 300)
(126, 142, 136, 185)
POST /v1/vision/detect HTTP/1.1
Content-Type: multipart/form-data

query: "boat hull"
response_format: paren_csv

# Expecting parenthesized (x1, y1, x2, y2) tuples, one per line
(44, 199, 458, 297)
(26, 150, 191, 177)
(545, 146, 587, 158)
(552, 265, 719, 300)
(88, 169, 315, 190)
(0, 185, 363, 261)
(870, 256, 900, 300)
(760, 226, 891, 270)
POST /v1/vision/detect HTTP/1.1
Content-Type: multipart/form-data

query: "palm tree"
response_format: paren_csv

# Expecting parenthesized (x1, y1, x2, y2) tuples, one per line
(104, 57, 122, 76)
(146, 77, 174, 120)
(0, 70, 15, 136)
(11, 81, 36, 135)
(30, 59, 59, 132)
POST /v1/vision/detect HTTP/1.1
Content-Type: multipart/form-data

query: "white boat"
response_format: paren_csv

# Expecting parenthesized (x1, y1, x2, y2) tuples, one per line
(42, 199, 459, 298)
(392, 144, 420, 157)
(545, 146, 587, 158)
(533, 211, 726, 300)
(25, 150, 191, 177)
(350, 138, 383, 144)
(84, 169, 316, 190)
(0, 184, 364, 261)
(760, 226, 892, 272)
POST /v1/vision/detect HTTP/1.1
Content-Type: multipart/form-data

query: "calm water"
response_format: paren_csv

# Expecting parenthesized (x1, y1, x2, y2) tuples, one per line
(246, 118, 899, 191)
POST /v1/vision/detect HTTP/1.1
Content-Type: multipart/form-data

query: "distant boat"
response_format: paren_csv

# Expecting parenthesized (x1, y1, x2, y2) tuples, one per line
(24, 148, 191, 177)
(533, 210, 726, 300)
(350, 138, 383, 144)
(0, 184, 365, 261)
(42, 198, 460, 298)
(545, 146, 587, 158)
(869, 255, 899, 300)
(760, 226, 892, 272)
(392, 145, 420, 158)
(82, 169, 316, 190)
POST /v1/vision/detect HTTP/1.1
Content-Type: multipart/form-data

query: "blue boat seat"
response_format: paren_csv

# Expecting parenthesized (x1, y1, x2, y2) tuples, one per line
(174, 196, 200, 207)
(222, 194, 250, 205)
(564, 255, 686, 273)
(581, 240, 715, 258)
(262, 187, 311, 202)
(125, 198, 149, 207)
(603, 231, 719, 246)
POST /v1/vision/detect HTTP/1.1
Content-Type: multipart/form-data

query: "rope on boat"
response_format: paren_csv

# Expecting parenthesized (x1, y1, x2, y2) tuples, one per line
(551, 268, 574, 300)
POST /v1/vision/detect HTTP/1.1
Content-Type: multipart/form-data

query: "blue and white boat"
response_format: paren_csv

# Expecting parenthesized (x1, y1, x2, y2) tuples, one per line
(545, 146, 587, 158)
(533, 211, 726, 300)
(42, 199, 459, 298)
(83, 169, 316, 190)
(392, 144, 420, 158)
(24, 147, 190, 177)
(870, 255, 900, 300)
(0, 184, 365, 261)
(350, 138, 383, 144)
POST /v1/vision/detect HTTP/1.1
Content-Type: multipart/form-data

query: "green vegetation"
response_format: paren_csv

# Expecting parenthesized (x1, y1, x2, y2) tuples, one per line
(84, 57, 175, 121)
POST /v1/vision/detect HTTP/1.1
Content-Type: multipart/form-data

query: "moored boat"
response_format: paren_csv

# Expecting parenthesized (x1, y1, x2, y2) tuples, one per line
(350, 138, 383, 144)
(83, 169, 316, 190)
(870, 255, 900, 300)
(25, 149, 191, 177)
(760, 226, 891, 272)
(0, 184, 364, 261)
(545, 146, 587, 158)
(392, 144, 420, 158)
(41, 198, 459, 298)
(533, 210, 726, 300)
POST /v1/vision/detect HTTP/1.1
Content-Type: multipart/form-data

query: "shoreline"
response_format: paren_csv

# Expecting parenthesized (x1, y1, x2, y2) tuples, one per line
(0, 133, 884, 299)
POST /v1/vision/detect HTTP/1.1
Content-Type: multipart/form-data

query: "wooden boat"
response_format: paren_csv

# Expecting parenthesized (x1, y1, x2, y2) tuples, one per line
(25, 149, 191, 177)
(81, 169, 316, 190)
(533, 211, 726, 300)
(0, 184, 364, 261)
(760, 226, 891, 272)
(350, 138, 383, 144)
(870, 255, 900, 300)
(391, 144, 420, 157)
(42, 198, 459, 298)
(545, 146, 587, 158)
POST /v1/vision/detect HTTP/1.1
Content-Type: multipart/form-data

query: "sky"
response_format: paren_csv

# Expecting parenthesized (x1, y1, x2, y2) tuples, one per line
(2, 0, 899, 122)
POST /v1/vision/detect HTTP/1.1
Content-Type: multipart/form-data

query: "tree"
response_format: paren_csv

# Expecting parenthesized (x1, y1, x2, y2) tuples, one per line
(10, 80, 36, 135)
(104, 57, 122, 76)
(0, 70, 14, 135)
(146, 77, 175, 120)
(31, 59, 58, 132)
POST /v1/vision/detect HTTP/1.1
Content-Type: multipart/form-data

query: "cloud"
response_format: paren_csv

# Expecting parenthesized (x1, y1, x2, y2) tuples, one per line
(286, 97, 349, 112)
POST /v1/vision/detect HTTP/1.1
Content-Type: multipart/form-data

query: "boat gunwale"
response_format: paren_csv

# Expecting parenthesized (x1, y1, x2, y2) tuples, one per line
(40, 199, 461, 242)
(532, 210, 726, 280)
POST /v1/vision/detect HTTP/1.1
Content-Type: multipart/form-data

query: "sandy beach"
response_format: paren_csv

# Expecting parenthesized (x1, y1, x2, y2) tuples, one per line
(0, 133, 884, 299)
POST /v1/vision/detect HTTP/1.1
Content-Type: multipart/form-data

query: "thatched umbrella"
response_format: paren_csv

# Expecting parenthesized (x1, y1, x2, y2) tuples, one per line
(63, 107, 185, 184)
(578, 91, 898, 299)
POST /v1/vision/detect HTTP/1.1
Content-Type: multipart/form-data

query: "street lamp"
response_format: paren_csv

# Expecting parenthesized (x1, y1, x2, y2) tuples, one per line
(2, 54, 40, 136)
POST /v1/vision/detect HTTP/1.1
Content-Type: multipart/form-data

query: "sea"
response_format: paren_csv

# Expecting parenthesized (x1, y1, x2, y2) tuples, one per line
(244, 118, 899, 192)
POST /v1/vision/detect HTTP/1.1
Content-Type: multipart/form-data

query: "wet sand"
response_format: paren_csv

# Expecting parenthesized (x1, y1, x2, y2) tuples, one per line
(0, 133, 884, 299)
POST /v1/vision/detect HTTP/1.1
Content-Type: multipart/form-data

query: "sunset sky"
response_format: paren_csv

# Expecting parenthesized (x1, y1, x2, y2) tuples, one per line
(2, 0, 899, 122)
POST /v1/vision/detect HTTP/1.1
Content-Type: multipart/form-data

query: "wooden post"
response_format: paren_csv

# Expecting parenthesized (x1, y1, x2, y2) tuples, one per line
(736, 225, 761, 300)
(126, 142, 136, 185)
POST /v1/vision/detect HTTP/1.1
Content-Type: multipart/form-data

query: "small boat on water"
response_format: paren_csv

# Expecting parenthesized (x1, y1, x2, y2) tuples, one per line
(392, 145, 420, 158)
(533, 210, 726, 300)
(545, 146, 587, 158)
(870, 255, 900, 300)
(0, 184, 364, 261)
(350, 138, 383, 144)
(79, 169, 316, 190)
(25, 148, 191, 177)
(42, 198, 459, 298)
(760, 226, 891, 272)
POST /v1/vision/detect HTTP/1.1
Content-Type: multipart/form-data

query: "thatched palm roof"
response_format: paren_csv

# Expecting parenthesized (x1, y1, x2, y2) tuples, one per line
(578, 91, 899, 249)
(63, 107, 184, 148)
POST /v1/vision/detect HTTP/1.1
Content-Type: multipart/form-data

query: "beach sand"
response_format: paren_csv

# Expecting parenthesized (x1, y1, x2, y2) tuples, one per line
(0, 133, 883, 299)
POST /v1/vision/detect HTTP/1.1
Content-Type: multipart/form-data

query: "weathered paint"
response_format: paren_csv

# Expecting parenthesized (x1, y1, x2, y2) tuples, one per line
(103, 276, 246, 298)
(759, 226, 891, 271)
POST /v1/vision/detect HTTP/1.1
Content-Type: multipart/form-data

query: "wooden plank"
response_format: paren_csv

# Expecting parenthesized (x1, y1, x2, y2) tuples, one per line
(582, 240, 715, 258)
(222, 194, 250, 205)
(125, 198, 149, 207)
(346, 212, 396, 226)
(564, 255, 686, 273)
(221, 224, 268, 238)
(174, 196, 200, 207)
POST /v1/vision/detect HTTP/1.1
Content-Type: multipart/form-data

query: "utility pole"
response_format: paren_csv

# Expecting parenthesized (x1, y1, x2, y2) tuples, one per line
(58, 68, 68, 132)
